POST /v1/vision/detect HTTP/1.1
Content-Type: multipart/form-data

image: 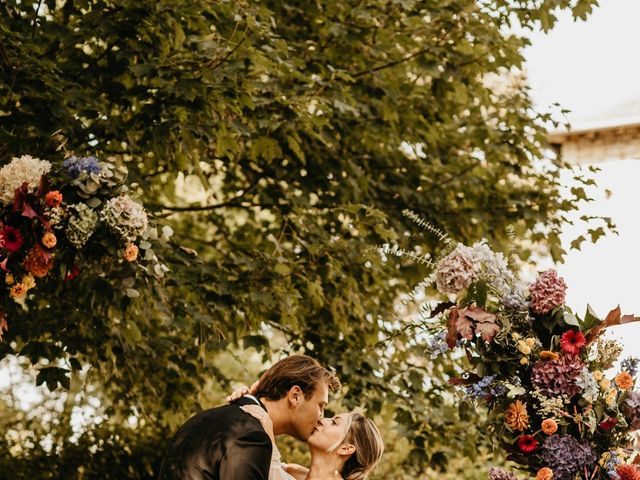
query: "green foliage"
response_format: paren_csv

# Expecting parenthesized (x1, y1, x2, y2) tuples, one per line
(0, 0, 602, 478)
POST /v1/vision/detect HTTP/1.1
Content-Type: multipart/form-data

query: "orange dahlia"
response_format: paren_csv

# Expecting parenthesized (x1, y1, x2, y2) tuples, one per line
(23, 245, 53, 278)
(42, 232, 57, 249)
(616, 464, 640, 480)
(45, 190, 63, 208)
(505, 400, 529, 431)
(536, 467, 553, 480)
(123, 243, 139, 262)
(539, 350, 560, 361)
(9, 283, 27, 298)
(541, 418, 558, 435)
(615, 372, 634, 390)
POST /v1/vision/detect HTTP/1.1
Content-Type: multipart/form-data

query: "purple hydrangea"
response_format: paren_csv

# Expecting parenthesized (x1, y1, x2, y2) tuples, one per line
(623, 391, 640, 429)
(488, 467, 517, 480)
(63, 155, 101, 178)
(531, 354, 583, 398)
(540, 435, 596, 480)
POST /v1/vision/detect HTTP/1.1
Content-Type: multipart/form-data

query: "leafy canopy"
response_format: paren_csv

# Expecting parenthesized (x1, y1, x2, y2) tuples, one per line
(0, 0, 603, 478)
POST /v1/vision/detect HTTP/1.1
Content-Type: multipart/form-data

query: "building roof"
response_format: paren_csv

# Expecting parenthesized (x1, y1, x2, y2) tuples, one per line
(548, 96, 640, 144)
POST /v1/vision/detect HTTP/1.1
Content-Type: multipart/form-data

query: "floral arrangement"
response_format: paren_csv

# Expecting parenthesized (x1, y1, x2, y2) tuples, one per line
(0, 154, 173, 340)
(396, 211, 640, 480)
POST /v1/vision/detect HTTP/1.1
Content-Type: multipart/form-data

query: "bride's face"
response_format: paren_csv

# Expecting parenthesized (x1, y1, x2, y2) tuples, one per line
(306, 413, 351, 452)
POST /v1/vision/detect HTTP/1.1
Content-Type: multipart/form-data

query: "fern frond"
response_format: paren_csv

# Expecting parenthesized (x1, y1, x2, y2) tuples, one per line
(402, 209, 453, 246)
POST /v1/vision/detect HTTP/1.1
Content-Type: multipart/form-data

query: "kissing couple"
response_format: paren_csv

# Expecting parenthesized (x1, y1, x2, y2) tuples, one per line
(157, 355, 384, 480)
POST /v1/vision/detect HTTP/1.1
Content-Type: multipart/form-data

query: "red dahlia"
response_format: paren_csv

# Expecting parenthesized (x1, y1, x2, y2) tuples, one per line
(600, 417, 618, 430)
(517, 435, 539, 453)
(0, 226, 24, 252)
(616, 464, 640, 480)
(560, 330, 586, 355)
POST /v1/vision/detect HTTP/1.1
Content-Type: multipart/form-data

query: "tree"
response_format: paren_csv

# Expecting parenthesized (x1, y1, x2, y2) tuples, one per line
(0, 0, 605, 478)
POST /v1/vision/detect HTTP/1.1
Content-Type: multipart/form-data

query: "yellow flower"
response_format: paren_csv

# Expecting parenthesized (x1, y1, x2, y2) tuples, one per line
(22, 275, 35, 290)
(9, 283, 27, 298)
(518, 340, 531, 355)
(541, 418, 558, 435)
(615, 372, 634, 390)
(526, 337, 536, 347)
(512, 332, 521, 340)
(5, 273, 14, 285)
(505, 400, 529, 431)
(520, 357, 529, 365)
(606, 389, 618, 406)
(600, 378, 612, 390)
(593, 370, 603, 381)
(536, 467, 554, 480)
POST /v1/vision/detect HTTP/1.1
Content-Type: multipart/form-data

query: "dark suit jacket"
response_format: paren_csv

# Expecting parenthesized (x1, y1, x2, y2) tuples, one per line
(157, 397, 272, 480)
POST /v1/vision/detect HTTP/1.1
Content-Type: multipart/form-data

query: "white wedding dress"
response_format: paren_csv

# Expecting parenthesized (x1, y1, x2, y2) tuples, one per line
(269, 444, 296, 480)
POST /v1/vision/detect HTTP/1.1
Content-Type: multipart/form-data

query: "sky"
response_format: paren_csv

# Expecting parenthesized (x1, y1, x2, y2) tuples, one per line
(524, 0, 640, 358)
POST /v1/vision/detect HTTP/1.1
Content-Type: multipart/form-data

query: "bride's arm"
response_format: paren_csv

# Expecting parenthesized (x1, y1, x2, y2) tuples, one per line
(283, 463, 309, 480)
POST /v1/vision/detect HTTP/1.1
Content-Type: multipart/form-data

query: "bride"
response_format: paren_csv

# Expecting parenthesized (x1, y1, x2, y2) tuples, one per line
(229, 385, 384, 480)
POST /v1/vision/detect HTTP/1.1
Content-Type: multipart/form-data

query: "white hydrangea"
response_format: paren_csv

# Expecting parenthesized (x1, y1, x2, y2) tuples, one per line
(101, 195, 148, 241)
(576, 367, 599, 403)
(468, 240, 514, 297)
(67, 203, 99, 248)
(0, 155, 52, 204)
(435, 240, 515, 297)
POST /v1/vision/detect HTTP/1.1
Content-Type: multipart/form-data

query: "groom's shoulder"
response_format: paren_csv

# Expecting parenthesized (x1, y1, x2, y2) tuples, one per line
(185, 398, 264, 432)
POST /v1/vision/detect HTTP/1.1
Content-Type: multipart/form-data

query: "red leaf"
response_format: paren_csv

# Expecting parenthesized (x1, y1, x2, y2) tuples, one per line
(586, 306, 640, 344)
(456, 312, 475, 340)
(446, 307, 460, 348)
(477, 321, 501, 342)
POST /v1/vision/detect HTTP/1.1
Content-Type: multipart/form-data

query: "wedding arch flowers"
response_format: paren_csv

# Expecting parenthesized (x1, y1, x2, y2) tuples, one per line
(0, 154, 172, 340)
(394, 210, 640, 480)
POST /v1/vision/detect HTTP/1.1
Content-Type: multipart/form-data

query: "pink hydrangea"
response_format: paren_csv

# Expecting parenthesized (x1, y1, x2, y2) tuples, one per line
(529, 269, 567, 315)
(435, 244, 477, 294)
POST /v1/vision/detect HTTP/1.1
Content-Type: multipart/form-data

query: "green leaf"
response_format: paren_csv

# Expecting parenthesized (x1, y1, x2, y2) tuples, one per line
(582, 304, 602, 331)
(563, 311, 580, 327)
(274, 263, 291, 276)
(250, 137, 282, 161)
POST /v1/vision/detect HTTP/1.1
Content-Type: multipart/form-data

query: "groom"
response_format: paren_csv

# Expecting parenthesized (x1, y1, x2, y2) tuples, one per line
(157, 355, 341, 480)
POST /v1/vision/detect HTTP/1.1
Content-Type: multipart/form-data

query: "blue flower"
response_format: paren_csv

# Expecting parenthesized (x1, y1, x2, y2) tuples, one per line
(465, 374, 498, 399)
(621, 357, 640, 377)
(425, 331, 450, 359)
(64, 155, 101, 178)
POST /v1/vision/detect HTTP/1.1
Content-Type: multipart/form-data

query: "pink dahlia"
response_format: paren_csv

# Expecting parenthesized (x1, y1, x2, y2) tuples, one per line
(529, 269, 567, 315)
(0, 226, 24, 252)
(560, 330, 586, 355)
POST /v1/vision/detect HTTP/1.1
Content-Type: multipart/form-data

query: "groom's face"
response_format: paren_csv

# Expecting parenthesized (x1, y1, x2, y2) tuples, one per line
(289, 382, 329, 441)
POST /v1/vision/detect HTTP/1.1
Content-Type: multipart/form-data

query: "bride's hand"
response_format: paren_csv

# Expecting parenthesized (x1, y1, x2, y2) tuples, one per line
(226, 380, 259, 403)
(240, 405, 275, 442)
(283, 463, 309, 480)
(226, 385, 250, 403)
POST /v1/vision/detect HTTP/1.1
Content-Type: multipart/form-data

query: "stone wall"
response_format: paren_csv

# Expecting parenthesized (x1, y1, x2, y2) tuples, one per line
(549, 125, 640, 164)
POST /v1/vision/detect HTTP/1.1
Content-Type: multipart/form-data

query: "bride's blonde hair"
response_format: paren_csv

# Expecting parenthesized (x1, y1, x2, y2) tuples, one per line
(331, 413, 384, 480)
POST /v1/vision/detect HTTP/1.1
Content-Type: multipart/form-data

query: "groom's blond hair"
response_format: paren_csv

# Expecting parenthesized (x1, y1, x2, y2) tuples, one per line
(253, 354, 340, 400)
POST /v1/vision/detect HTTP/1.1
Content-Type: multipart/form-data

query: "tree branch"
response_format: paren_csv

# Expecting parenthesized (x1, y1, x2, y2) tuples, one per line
(148, 172, 264, 212)
(352, 48, 430, 78)
(206, 26, 249, 72)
